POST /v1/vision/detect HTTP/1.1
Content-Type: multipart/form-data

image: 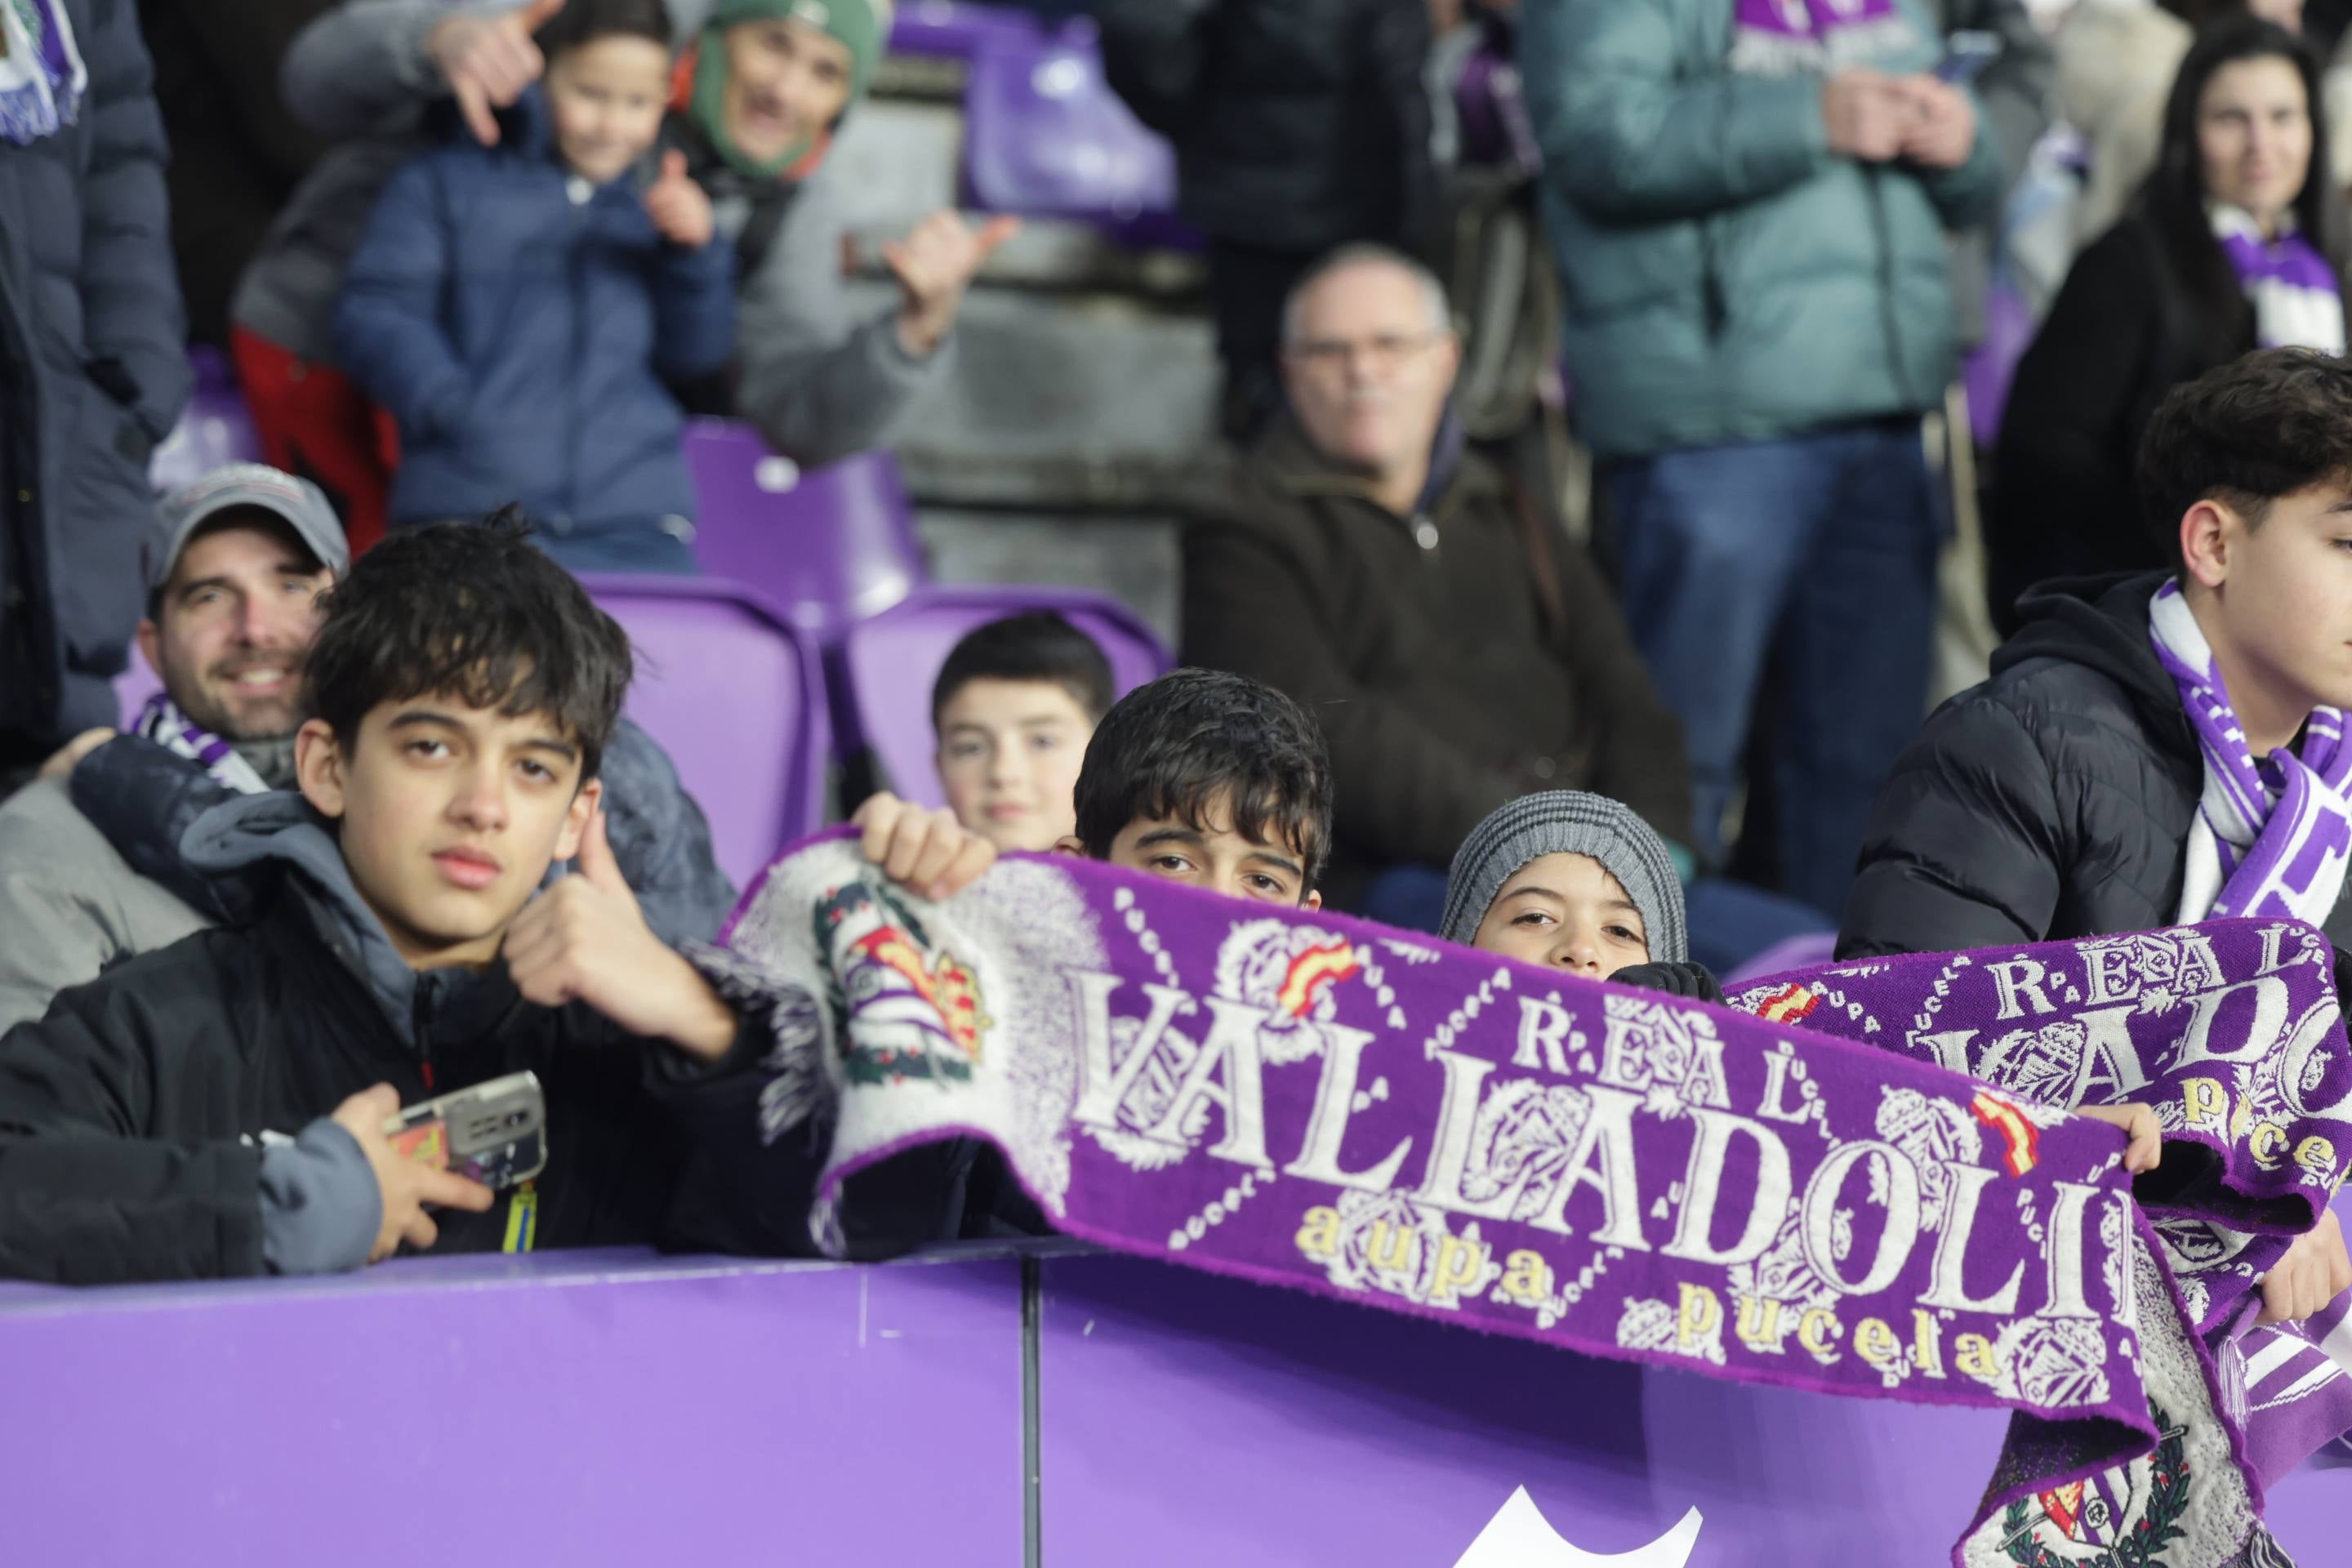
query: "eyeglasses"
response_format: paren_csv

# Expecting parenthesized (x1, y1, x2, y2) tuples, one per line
(1285, 332, 1445, 372)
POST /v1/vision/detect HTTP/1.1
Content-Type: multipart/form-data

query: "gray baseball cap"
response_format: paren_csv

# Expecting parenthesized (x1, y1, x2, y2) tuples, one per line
(146, 463, 350, 595)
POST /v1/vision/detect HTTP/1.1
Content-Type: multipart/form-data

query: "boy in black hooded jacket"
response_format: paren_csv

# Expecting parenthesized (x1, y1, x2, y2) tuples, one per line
(0, 519, 818, 1283)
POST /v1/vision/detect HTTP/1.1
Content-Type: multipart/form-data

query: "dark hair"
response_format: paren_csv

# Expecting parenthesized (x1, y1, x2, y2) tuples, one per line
(534, 0, 672, 56)
(1072, 668, 1335, 888)
(305, 510, 635, 780)
(2145, 16, 2345, 368)
(2137, 347, 2352, 568)
(931, 612, 1116, 730)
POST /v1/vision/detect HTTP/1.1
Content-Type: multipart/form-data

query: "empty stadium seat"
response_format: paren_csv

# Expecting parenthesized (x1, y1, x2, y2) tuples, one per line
(580, 575, 832, 887)
(149, 346, 264, 493)
(889, 0, 1046, 59)
(683, 421, 924, 639)
(960, 29, 1195, 250)
(839, 583, 1169, 807)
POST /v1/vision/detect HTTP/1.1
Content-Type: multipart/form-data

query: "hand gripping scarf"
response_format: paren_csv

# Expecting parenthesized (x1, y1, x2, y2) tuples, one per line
(723, 835, 2352, 1563)
(2152, 580, 2352, 929)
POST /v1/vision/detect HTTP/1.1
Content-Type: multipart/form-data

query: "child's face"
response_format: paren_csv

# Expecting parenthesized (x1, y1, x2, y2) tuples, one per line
(1471, 853, 1650, 978)
(1080, 790, 1322, 910)
(935, 678, 1094, 854)
(296, 694, 598, 969)
(546, 36, 673, 186)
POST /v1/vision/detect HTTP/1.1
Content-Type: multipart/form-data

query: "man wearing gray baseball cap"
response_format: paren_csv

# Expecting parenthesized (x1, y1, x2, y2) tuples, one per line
(0, 465, 735, 1031)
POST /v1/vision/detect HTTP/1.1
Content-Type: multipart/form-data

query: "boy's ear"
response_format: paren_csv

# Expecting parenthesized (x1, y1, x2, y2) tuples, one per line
(553, 777, 604, 863)
(1052, 835, 1087, 858)
(1302, 889, 1323, 912)
(295, 718, 349, 821)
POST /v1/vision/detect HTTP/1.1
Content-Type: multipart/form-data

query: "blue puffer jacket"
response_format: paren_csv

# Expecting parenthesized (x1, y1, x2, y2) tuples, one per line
(0, 0, 189, 744)
(332, 90, 733, 548)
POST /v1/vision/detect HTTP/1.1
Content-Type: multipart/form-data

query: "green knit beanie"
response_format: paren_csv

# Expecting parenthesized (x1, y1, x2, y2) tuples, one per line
(692, 0, 891, 178)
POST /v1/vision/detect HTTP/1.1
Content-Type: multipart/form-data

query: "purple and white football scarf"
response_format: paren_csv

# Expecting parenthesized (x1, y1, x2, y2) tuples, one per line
(1730, 0, 1916, 78)
(2151, 580, 2352, 929)
(0, 0, 84, 145)
(2212, 204, 2348, 356)
(724, 834, 2352, 1565)
(133, 693, 272, 798)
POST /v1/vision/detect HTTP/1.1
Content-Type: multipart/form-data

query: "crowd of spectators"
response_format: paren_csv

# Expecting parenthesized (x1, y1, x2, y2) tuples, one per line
(2, 0, 2351, 1341)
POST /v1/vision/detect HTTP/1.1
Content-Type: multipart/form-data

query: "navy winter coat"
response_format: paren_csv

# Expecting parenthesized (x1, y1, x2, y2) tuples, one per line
(0, 0, 190, 747)
(331, 91, 733, 547)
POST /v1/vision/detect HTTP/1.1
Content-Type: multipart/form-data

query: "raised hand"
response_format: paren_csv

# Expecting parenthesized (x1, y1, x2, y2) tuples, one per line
(330, 1084, 497, 1263)
(428, 0, 568, 146)
(37, 727, 114, 782)
(503, 805, 737, 1059)
(644, 149, 715, 247)
(852, 791, 998, 899)
(2075, 1102, 2163, 1175)
(884, 212, 1022, 357)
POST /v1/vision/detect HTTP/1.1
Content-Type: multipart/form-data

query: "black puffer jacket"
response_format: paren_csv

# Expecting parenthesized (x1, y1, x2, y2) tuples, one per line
(1095, 0, 1436, 253)
(0, 0, 189, 751)
(1840, 572, 2352, 958)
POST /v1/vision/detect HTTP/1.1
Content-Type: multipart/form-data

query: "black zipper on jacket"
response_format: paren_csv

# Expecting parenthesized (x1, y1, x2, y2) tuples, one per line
(413, 982, 437, 1092)
(1864, 167, 1916, 403)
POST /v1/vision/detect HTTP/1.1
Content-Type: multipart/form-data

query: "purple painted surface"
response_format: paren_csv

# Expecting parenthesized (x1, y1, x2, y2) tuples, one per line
(839, 583, 1171, 804)
(1037, 1253, 1666, 1565)
(1040, 1247, 2352, 1565)
(577, 575, 832, 886)
(684, 421, 924, 637)
(1964, 283, 2036, 450)
(0, 1250, 1024, 1566)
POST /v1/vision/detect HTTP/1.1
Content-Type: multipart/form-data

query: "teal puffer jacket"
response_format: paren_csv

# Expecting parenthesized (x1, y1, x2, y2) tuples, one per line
(1521, 0, 2005, 460)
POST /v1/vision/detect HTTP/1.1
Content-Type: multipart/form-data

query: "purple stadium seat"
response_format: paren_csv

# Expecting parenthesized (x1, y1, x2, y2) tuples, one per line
(840, 584, 1169, 807)
(149, 345, 263, 493)
(683, 421, 924, 639)
(889, 0, 1045, 59)
(960, 32, 1196, 249)
(578, 575, 831, 888)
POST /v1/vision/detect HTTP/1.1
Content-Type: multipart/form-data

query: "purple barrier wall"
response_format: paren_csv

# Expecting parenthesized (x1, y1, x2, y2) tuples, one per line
(0, 1250, 1025, 1566)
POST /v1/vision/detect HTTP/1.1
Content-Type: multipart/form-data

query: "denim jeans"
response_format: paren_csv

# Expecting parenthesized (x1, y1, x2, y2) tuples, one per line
(1357, 862, 1829, 977)
(1606, 420, 1943, 920)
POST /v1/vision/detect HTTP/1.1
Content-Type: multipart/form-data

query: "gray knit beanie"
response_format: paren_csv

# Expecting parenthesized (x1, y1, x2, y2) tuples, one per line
(1439, 791, 1687, 961)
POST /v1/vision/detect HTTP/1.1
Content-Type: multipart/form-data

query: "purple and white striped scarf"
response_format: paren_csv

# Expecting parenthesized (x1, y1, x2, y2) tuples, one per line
(0, 0, 85, 145)
(135, 693, 271, 798)
(1730, 0, 1916, 78)
(2213, 205, 2347, 355)
(2150, 581, 2352, 928)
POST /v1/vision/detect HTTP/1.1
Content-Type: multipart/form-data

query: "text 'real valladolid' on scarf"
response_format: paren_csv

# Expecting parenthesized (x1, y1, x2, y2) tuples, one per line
(722, 833, 2352, 1566)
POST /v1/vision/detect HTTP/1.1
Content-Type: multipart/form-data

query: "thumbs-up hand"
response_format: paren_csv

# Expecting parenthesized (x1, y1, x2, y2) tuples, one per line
(505, 801, 738, 1058)
(427, 0, 568, 146)
(885, 210, 1021, 357)
(644, 149, 715, 248)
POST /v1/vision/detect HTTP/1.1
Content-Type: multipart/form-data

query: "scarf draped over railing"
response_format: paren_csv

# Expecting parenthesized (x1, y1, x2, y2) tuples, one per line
(724, 837, 2352, 1566)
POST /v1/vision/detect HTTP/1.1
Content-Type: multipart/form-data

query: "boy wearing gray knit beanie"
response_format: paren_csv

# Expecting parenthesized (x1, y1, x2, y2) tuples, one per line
(1440, 791, 1722, 1001)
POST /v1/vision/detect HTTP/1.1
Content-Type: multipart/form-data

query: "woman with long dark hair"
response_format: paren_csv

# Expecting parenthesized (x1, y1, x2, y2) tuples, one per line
(1987, 15, 2347, 632)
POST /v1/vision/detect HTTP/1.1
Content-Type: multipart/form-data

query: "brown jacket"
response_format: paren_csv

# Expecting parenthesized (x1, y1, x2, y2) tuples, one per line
(1182, 421, 1692, 905)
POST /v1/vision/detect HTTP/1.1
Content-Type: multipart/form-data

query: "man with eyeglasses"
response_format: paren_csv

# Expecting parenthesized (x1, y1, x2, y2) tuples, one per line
(1180, 244, 1828, 969)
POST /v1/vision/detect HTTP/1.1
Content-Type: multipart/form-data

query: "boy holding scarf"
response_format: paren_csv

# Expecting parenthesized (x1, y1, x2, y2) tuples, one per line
(1845, 345, 2352, 1325)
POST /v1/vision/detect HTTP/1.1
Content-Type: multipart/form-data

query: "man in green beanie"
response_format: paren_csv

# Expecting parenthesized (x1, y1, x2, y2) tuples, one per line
(238, 0, 1008, 479)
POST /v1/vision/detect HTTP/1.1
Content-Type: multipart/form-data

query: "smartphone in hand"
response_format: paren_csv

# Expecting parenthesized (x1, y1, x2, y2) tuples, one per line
(1936, 30, 2000, 86)
(385, 1071, 548, 1190)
